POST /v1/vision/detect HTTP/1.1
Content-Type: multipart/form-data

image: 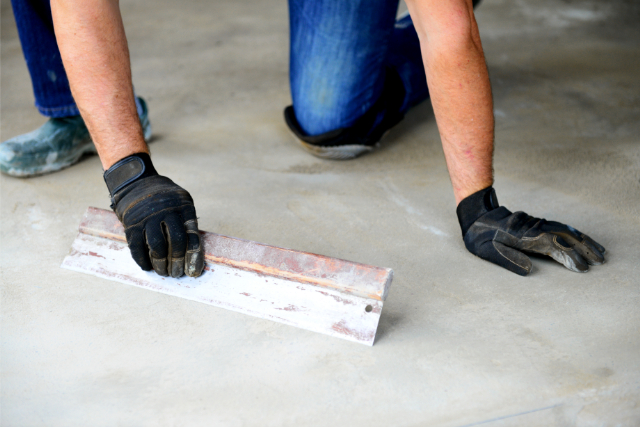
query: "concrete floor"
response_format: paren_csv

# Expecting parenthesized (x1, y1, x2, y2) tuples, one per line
(2, 0, 639, 425)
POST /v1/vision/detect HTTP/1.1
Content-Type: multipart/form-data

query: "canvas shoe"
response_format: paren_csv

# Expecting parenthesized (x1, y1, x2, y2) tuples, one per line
(0, 97, 151, 177)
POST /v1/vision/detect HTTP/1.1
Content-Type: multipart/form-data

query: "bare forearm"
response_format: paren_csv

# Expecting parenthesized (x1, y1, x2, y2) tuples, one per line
(51, 0, 147, 169)
(406, 0, 494, 204)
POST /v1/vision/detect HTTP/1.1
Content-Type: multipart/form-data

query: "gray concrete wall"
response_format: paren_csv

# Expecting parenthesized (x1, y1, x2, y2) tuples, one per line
(1, 0, 639, 425)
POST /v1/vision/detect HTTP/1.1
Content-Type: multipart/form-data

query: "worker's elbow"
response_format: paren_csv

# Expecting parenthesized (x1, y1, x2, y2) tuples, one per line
(407, 0, 481, 54)
(443, 14, 478, 49)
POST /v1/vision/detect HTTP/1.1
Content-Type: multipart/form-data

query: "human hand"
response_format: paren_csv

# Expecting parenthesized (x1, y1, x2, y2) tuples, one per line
(104, 153, 205, 278)
(456, 187, 605, 276)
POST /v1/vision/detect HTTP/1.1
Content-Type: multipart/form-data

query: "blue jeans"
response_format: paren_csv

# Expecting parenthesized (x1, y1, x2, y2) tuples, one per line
(289, 0, 428, 135)
(11, 0, 79, 118)
(12, 0, 428, 130)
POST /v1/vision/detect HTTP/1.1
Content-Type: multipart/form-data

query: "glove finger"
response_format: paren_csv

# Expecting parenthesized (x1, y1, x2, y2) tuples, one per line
(180, 204, 204, 278)
(545, 235, 589, 273)
(566, 225, 606, 254)
(476, 240, 532, 276)
(162, 213, 187, 278)
(184, 218, 205, 277)
(559, 232, 605, 266)
(581, 234, 606, 255)
(584, 235, 606, 254)
(144, 219, 169, 276)
(509, 231, 590, 273)
(125, 227, 153, 271)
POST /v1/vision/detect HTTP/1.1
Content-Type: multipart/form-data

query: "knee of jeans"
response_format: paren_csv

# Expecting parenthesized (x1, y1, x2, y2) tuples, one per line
(291, 75, 379, 136)
(293, 99, 349, 136)
(290, 73, 348, 135)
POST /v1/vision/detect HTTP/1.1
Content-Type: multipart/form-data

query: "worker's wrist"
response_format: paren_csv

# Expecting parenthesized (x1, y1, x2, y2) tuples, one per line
(97, 135, 150, 170)
(456, 186, 499, 237)
(103, 152, 158, 197)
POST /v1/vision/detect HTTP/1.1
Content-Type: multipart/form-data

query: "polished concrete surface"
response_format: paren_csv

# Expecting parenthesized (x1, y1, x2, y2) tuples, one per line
(1, 0, 639, 425)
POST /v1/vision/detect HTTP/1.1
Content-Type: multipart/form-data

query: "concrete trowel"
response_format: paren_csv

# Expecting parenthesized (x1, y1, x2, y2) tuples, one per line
(62, 207, 393, 345)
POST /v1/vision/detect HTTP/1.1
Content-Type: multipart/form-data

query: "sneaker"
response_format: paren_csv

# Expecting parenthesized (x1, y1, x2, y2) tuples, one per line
(284, 69, 406, 160)
(0, 97, 152, 177)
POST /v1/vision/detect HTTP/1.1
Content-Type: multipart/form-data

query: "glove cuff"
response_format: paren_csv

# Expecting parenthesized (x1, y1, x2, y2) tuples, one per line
(103, 152, 158, 197)
(456, 186, 500, 237)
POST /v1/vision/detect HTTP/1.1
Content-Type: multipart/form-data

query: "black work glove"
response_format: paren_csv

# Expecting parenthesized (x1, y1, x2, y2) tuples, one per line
(457, 186, 605, 276)
(104, 153, 205, 278)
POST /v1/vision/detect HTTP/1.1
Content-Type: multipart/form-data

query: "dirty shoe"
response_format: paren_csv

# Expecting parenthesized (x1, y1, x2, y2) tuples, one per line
(0, 97, 152, 177)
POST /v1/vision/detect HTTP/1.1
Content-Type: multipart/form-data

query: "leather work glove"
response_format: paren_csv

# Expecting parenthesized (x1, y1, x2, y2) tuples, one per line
(456, 187, 606, 276)
(103, 153, 205, 278)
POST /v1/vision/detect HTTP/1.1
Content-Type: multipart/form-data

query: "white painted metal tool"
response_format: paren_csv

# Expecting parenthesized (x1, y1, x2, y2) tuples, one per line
(61, 207, 393, 345)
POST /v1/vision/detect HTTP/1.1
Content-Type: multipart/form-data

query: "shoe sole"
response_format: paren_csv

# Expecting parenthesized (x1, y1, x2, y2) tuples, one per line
(290, 128, 394, 161)
(296, 139, 375, 160)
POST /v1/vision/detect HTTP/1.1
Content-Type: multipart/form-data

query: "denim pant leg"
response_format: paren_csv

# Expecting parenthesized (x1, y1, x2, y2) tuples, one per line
(288, 0, 399, 136)
(388, 13, 429, 113)
(11, 0, 79, 118)
(288, 0, 429, 136)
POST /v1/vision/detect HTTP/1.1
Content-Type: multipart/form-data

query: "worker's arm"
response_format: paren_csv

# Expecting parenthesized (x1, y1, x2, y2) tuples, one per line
(405, 0, 606, 275)
(406, 0, 493, 204)
(51, 0, 145, 168)
(51, 0, 204, 277)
